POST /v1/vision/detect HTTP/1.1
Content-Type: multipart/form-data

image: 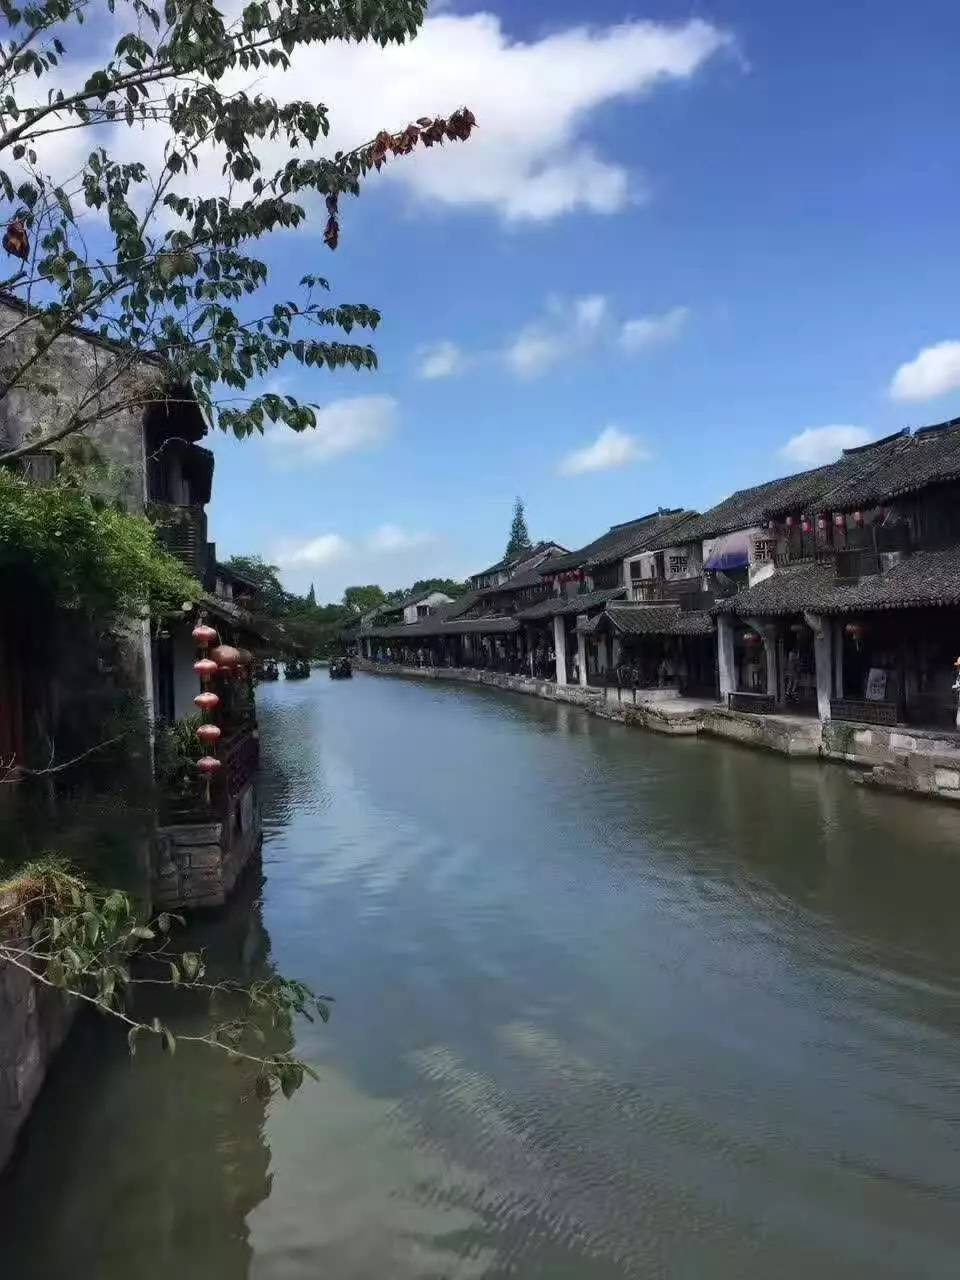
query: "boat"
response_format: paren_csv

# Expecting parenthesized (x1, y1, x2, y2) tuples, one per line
(255, 659, 280, 681)
(329, 657, 353, 679)
(284, 658, 311, 680)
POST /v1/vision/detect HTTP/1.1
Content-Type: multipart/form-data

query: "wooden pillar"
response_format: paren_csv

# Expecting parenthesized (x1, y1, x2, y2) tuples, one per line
(577, 624, 588, 688)
(553, 614, 568, 685)
(803, 611, 833, 722)
(717, 614, 736, 700)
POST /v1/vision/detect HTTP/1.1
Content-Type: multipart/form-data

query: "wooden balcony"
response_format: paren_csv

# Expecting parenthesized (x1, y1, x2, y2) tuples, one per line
(158, 720, 259, 824)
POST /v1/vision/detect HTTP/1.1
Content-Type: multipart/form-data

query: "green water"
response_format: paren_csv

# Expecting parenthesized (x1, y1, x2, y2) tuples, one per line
(3, 672, 960, 1278)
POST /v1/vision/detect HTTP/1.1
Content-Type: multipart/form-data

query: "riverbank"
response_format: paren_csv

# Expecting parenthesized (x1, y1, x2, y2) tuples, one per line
(356, 659, 960, 802)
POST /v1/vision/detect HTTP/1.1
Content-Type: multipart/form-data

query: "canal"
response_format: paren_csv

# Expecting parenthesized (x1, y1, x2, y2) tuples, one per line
(3, 672, 960, 1277)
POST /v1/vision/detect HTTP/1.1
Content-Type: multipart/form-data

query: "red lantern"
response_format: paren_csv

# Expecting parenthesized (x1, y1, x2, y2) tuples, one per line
(801, 516, 812, 535)
(742, 631, 760, 647)
(191, 623, 218, 647)
(194, 691, 220, 712)
(235, 647, 254, 667)
(193, 657, 218, 679)
(785, 515, 795, 529)
(845, 622, 865, 641)
(817, 514, 827, 532)
(853, 510, 864, 527)
(834, 513, 846, 529)
(210, 644, 240, 669)
(196, 756, 222, 775)
(196, 723, 222, 746)
(767, 519, 777, 532)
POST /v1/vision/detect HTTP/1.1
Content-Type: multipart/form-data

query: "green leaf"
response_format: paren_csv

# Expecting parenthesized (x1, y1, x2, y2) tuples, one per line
(130, 925, 155, 941)
(161, 1027, 176, 1055)
(127, 1025, 140, 1057)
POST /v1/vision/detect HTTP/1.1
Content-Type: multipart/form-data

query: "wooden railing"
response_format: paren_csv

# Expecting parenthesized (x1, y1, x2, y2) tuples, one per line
(728, 691, 776, 714)
(830, 698, 898, 726)
(158, 721, 259, 824)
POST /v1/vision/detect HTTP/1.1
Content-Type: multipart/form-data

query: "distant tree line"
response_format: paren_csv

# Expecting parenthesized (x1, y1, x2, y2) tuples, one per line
(221, 556, 469, 657)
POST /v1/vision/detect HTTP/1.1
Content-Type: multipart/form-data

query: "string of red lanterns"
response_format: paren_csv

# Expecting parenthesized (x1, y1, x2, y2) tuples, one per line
(192, 622, 223, 795)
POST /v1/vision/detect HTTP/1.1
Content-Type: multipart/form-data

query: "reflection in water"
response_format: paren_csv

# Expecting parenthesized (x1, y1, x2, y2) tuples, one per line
(4, 672, 960, 1278)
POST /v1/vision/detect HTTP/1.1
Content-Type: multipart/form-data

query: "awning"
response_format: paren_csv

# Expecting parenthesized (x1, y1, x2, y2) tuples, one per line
(703, 530, 751, 572)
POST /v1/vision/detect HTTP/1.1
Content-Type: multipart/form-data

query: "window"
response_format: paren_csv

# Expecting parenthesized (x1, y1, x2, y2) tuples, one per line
(753, 539, 775, 564)
(417, 604, 430, 618)
(629, 561, 643, 580)
(668, 554, 688, 576)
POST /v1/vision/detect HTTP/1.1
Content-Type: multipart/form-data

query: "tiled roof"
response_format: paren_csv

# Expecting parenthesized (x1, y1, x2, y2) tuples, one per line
(715, 545, 960, 617)
(820, 419, 960, 511)
(669, 431, 917, 545)
(601, 605, 715, 636)
(364, 612, 519, 639)
(516, 586, 626, 621)
(541, 510, 698, 574)
(472, 540, 567, 580)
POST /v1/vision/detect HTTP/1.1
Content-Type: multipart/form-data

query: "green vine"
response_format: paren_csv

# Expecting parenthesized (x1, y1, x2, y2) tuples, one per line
(0, 467, 200, 617)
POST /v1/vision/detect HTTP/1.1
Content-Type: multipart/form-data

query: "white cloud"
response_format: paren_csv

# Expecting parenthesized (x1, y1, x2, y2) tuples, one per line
(35, 13, 730, 227)
(559, 425, 649, 476)
(276, 534, 352, 568)
(265, 395, 397, 465)
(502, 294, 689, 378)
(416, 341, 467, 380)
(619, 306, 690, 351)
(504, 293, 610, 377)
(574, 295, 609, 332)
(504, 327, 568, 378)
(367, 524, 432, 553)
(780, 424, 872, 466)
(889, 341, 960, 403)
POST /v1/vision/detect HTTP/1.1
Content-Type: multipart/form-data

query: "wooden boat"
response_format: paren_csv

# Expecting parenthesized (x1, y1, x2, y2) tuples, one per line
(329, 657, 353, 679)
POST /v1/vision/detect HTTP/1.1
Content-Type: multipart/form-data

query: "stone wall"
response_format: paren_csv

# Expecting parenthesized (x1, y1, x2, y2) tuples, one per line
(0, 898, 76, 1172)
(0, 299, 151, 511)
(358, 661, 960, 803)
(154, 781, 263, 910)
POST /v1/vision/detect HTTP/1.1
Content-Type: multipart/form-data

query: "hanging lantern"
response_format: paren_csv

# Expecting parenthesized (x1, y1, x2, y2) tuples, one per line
(193, 657, 219, 679)
(210, 644, 241, 669)
(853, 510, 864, 527)
(816, 513, 827, 532)
(834, 513, 846, 530)
(191, 623, 218, 647)
(235, 647, 254, 668)
(194, 690, 220, 712)
(196, 723, 222, 747)
(785, 515, 795, 529)
(789, 621, 804, 634)
(801, 516, 812, 535)
(844, 622, 866, 651)
(196, 756, 222, 776)
(742, 631, 760, 647)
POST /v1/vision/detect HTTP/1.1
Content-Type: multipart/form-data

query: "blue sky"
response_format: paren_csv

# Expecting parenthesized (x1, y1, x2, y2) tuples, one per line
(202, 0, 960, 600)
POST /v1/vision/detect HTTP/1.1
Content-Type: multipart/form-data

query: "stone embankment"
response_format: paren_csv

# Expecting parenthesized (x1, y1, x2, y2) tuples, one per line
(357, 661, 960, 802)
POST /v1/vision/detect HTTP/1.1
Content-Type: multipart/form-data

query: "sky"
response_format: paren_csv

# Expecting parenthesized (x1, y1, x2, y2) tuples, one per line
(49, 0, 960, 599)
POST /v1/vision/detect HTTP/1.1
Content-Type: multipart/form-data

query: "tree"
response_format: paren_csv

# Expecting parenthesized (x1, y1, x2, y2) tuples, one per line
(221, 554, 289, 616)
(342, 584, 387, 615)
(305, 583, 316, 607)
(0, 859, 329, 1101)
(504, 497, 532, 561)
(0, 0, 476, 464)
